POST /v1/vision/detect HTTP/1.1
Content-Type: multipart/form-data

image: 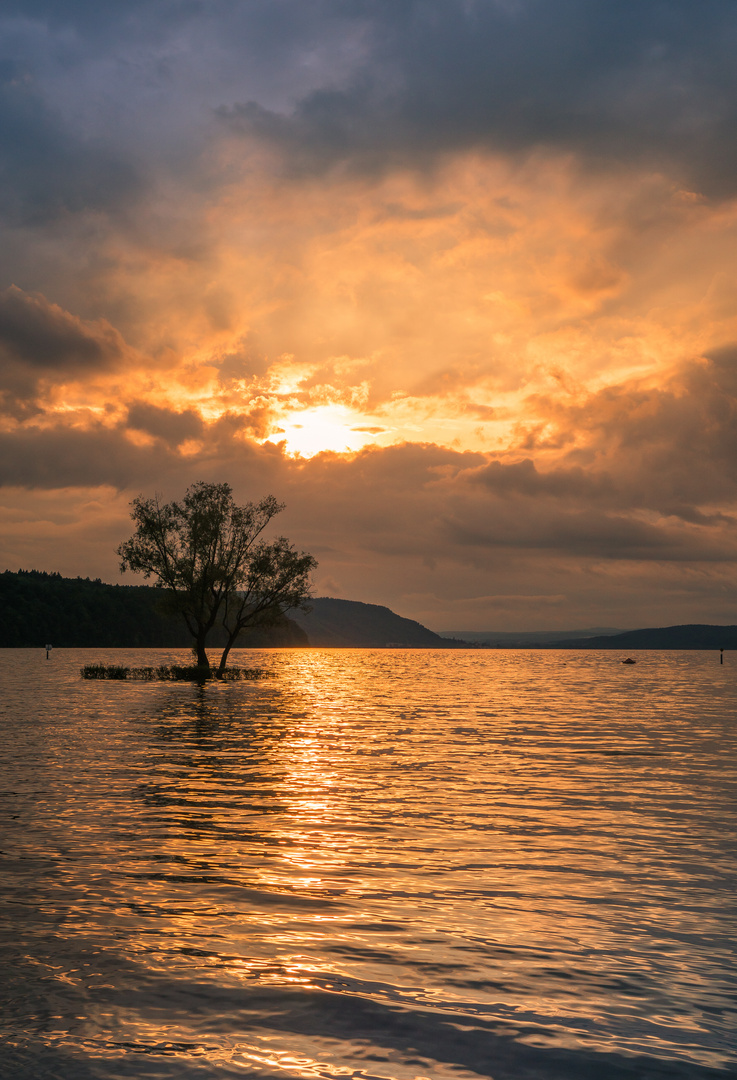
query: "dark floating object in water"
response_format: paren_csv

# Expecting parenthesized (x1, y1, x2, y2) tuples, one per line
(622, 657, 636, 665)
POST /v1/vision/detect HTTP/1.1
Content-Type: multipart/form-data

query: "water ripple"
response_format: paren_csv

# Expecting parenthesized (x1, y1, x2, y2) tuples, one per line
(1, 647, 735, 1078)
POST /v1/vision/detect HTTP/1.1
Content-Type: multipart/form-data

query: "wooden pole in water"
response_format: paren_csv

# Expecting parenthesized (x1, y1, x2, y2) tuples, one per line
(45, 644, 52, 660)
(720, 648, 724, 665)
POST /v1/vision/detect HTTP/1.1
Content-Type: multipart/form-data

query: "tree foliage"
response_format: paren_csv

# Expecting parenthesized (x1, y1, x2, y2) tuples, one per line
(117, 481, 316, 670)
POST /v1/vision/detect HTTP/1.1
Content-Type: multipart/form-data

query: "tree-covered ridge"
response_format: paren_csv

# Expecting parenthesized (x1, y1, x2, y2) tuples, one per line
(0, 570, 307, 648)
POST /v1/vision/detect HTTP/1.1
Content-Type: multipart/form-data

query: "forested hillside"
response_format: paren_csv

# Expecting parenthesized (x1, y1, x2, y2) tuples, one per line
(0, 570, 307, 648)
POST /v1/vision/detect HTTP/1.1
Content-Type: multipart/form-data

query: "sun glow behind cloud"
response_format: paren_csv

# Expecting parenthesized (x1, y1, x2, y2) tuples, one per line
(2, 0, 737, 628)
(79, 150, 734, 464)
(264, 404, 381, 457)
(10, 142, 737, 471)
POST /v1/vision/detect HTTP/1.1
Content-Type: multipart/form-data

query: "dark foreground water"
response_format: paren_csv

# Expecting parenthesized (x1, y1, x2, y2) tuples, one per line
(0, 648, 735, 1080)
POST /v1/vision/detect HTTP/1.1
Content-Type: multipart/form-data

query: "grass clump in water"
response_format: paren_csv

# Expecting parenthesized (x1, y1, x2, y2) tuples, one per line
(81, 664, 270, 682)
(82, 664, 131, 680)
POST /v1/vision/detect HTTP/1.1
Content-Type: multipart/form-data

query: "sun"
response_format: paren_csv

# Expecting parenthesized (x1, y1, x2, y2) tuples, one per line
(263, 405, 380, 458)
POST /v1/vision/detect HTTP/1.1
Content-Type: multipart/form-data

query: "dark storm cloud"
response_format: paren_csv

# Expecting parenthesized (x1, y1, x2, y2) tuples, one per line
(443, 502, 708, 561)
(278, 443, 737, 568)
(0, 1, 363, 233)
(0, 59, 141, 225)
(0, 413, 273, 491)
(0, 0, 734, 230)
(287, 438, 735, 566)
(537, 352, 737, 519)
(0, 425, 167, 490)
(218, 0, 737, 195)
(125, 403, 205, 447)
(0, 287, 127, 414)
(472, 459, 614, 501)
(0, 287, 123, 370)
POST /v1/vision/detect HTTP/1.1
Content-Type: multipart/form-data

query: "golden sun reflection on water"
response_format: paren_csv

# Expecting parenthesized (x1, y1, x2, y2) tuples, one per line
(0, 647, 735, 1079)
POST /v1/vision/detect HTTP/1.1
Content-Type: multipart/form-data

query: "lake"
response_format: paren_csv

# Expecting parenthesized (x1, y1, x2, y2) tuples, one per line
(1, 647, 735, 1079)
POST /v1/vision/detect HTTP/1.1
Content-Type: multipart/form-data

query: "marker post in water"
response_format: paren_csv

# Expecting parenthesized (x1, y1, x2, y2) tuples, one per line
(720, 648, 724, 665)
(45, 644, 52, 660)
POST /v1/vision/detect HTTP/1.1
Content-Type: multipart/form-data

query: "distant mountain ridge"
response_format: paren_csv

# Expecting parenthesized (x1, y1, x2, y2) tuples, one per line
(292, 597, 448, 647)
(441, 625, 736, 649)
(440, 628, 624, 645)
(1, 570, 734, 650)
(563, 624, 737, 649)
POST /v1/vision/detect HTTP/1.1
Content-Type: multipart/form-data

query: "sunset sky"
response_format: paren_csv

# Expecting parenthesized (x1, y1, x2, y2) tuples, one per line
(1, 0, 737, 631)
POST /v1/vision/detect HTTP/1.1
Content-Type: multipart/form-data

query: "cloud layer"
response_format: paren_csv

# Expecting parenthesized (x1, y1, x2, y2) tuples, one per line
(1, 1, 736, 628)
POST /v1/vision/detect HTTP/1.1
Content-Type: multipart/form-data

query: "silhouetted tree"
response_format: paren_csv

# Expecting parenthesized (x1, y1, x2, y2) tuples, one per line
(117, 481, 316, 672)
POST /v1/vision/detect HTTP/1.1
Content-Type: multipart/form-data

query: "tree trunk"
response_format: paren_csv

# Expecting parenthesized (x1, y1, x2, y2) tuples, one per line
(217, 630, 240, 675)
(194, 632, 210, 671)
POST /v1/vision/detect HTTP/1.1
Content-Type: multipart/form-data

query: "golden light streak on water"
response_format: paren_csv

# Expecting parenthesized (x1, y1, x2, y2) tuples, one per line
(0, 646, 735, 1078)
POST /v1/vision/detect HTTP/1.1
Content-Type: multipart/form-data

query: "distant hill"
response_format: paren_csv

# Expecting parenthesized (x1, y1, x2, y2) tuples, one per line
(440, 628, 623, 646)
(4, 571, 733, 651)
(0, 570, 307, 648)
(291, 597, 449, 648)
(0, 573, 442, 650)
(563, 624, 737, 649)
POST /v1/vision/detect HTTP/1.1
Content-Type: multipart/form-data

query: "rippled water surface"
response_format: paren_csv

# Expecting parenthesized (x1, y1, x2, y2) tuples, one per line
(1, 647, 736, 1079)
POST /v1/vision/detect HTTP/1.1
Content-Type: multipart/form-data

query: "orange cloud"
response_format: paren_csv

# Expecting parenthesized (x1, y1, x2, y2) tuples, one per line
(3, 1, 737, 630)
(12, 149, 732, 464)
